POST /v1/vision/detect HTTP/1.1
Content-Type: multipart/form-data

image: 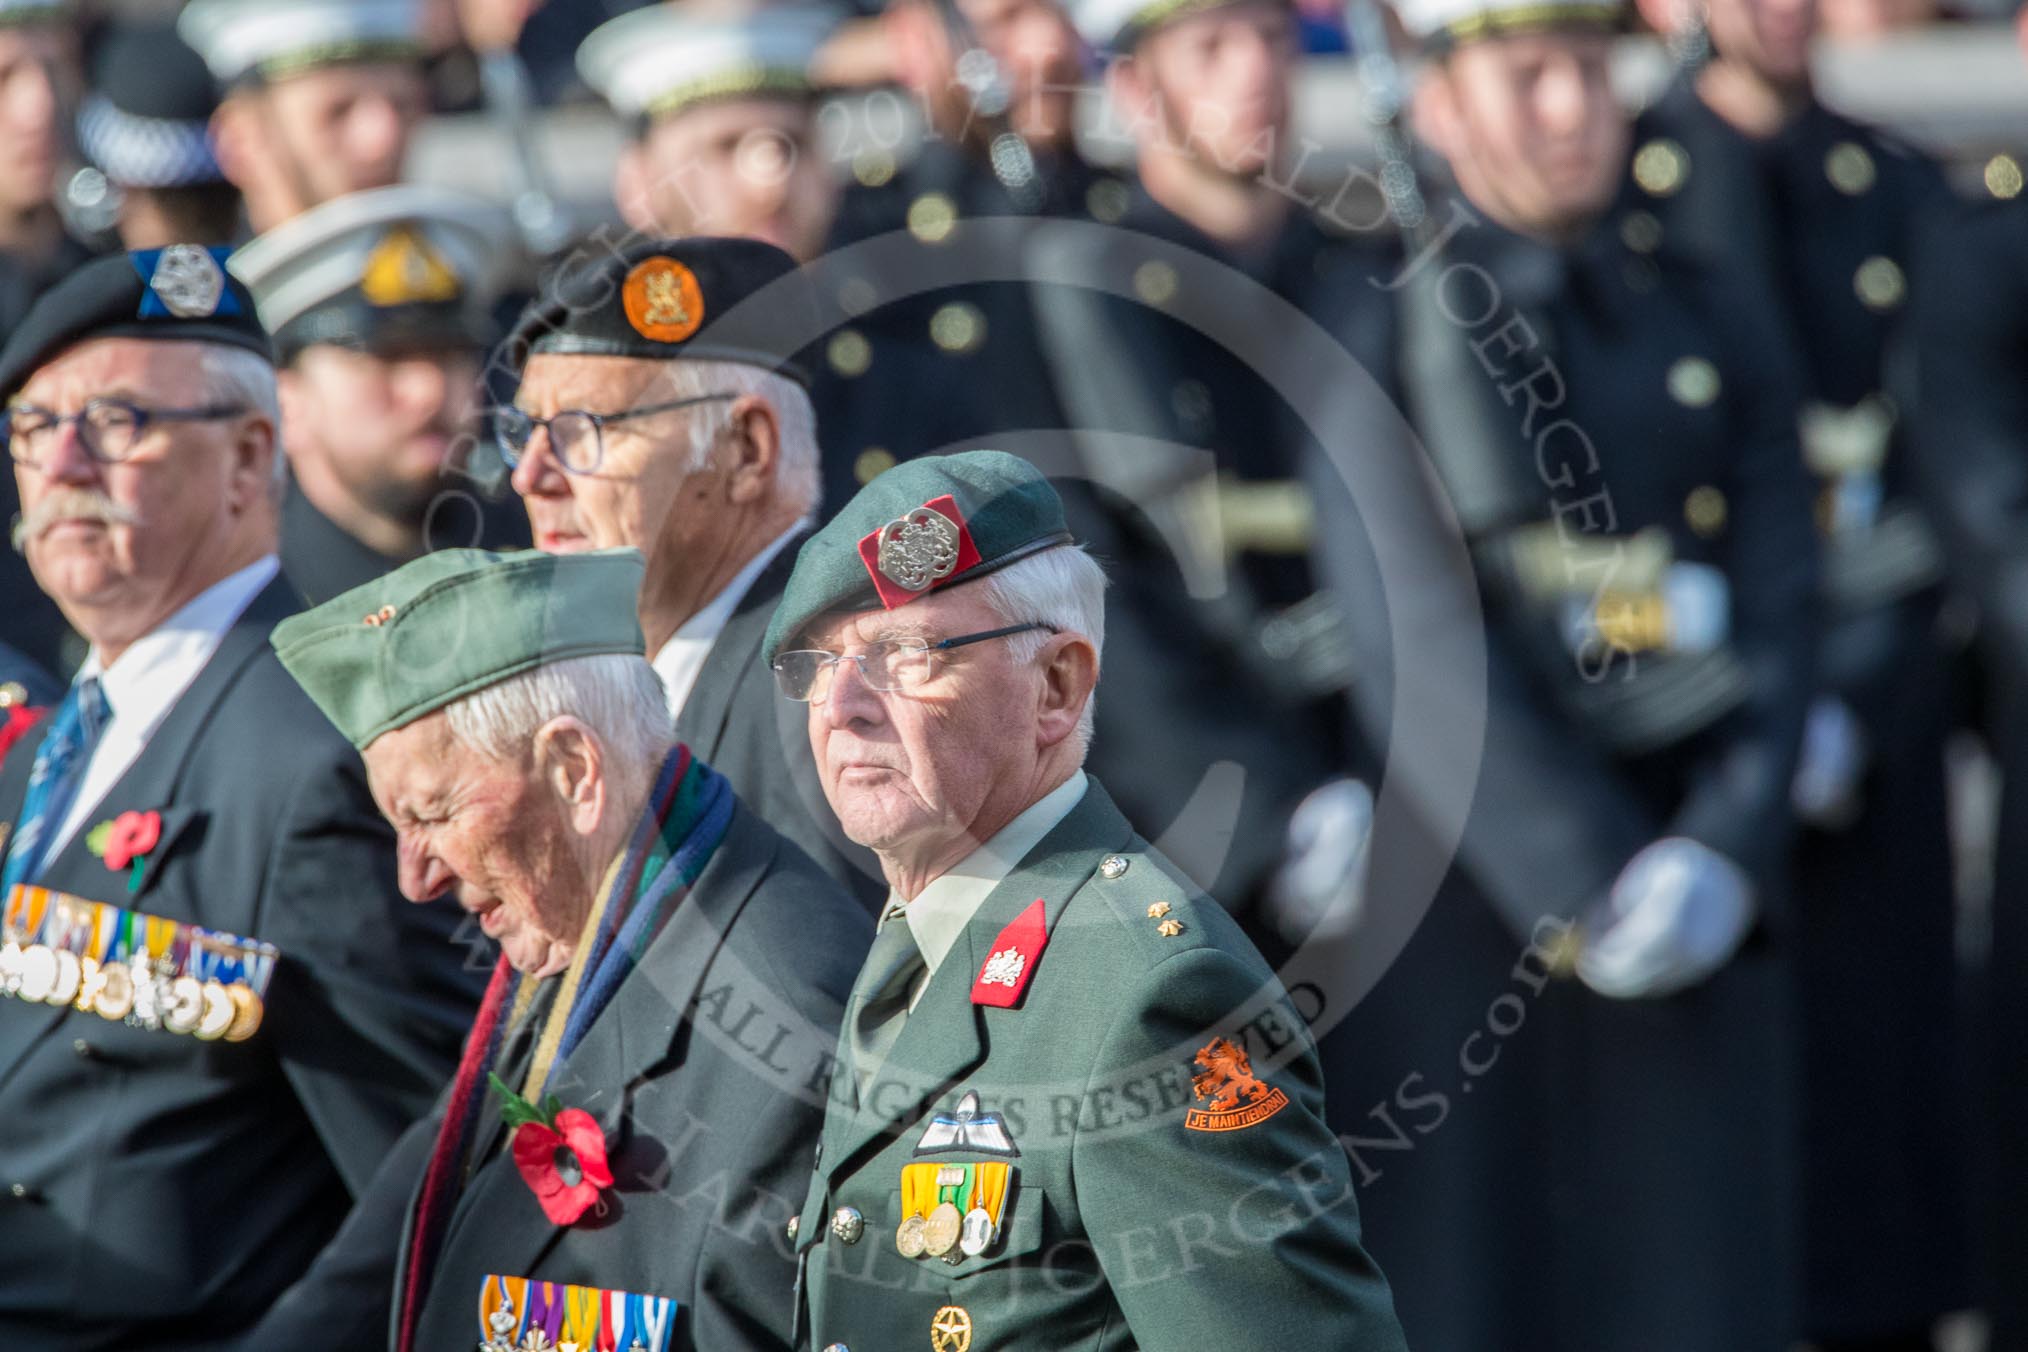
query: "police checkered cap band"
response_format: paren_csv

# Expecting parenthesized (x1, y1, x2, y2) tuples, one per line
(577, 3, 840, 118)
(77, 95, 223, 189)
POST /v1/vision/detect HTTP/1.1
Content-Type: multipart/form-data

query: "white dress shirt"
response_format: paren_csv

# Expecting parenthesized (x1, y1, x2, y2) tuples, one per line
(650, 526, 803, 719)
(891, 769, 1089, 1011)
(48, 555, 280, 859)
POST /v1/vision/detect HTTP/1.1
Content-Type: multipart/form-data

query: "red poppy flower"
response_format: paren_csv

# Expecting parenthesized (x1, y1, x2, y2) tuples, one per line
(508, 1107, 614, 1225)
(0, 705, 44, 763)
(103, 810, 162, 871)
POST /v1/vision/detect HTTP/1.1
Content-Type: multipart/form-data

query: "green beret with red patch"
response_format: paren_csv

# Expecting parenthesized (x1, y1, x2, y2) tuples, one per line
(762, 450, 1076, 666)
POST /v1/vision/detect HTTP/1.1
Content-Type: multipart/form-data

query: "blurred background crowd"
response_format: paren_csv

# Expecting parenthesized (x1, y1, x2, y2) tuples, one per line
(4, 0, 2028, 1348)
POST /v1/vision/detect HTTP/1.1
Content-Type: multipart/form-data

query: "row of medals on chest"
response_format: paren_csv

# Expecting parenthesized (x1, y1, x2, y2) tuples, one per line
(0, 888, 265, 1041)
(896, 1161, 1009, 1263)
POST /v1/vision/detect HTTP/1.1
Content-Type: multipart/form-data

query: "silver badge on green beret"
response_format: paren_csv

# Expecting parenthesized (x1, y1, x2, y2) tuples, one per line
(763, 450, 1076, 665)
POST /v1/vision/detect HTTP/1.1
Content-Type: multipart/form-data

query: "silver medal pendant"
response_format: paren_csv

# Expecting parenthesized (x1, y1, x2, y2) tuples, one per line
(127, 965, 162, 1029)
(959, 1206, 995, 1258)
(0, 938, 23, 998)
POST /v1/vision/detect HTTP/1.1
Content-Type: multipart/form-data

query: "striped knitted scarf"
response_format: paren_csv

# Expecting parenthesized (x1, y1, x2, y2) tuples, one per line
(396, 745, 733, 1352)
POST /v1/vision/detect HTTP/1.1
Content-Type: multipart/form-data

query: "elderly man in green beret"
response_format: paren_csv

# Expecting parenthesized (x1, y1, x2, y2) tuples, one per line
(769, 451, 1407, 1351)
(246, 547, 870, 1352)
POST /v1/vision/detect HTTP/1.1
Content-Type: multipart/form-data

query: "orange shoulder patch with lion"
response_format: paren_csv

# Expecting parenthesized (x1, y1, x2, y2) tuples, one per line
(1184, 1037, 1289, 1133)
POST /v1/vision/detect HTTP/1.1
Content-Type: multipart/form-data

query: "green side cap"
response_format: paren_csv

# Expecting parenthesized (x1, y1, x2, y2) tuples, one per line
(271, 547, 647, 749)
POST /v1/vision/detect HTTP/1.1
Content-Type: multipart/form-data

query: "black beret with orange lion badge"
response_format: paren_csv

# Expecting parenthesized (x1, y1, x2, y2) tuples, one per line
(504, 235, 817, 386)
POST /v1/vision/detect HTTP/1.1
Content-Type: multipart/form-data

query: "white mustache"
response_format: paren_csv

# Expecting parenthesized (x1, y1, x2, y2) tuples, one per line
(11, 489, 142, 552)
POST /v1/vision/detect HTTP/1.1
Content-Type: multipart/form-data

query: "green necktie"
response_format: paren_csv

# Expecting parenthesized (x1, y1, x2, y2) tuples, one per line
(848, 905, 926, 1094)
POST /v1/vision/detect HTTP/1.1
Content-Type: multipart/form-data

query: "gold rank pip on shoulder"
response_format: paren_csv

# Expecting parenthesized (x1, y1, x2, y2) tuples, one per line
(0, 884, 276, 1041)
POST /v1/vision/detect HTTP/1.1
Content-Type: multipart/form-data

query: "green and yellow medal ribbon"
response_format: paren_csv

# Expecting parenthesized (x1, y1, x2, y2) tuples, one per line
(938, 1163, 974, 1214)
(562, 1283, 602, 1347)
(141, 913, 175, 969)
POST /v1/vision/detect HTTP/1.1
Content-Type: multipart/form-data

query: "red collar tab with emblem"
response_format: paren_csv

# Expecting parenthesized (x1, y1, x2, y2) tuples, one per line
(858, 493, 985, 610)
(971, 897, 1049, 1008)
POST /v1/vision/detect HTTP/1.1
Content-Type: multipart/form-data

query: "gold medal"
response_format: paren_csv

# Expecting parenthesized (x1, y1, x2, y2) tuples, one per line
(923, 1202, 962, 1258)
(46, 948, 80, 1006)
(165, 976, 204, 1035)
(74, 956, 102, 1013)
(223, 984, 263, 1042)
(17, 944, 57, 1002)
(896, 1213, 928, 1258)
(195, 980, 233, 1041)
(95, 962, 134, 1020)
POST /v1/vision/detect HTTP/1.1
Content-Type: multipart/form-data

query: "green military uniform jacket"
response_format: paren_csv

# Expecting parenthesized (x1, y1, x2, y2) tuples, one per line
(791, 778, 1406, 1351)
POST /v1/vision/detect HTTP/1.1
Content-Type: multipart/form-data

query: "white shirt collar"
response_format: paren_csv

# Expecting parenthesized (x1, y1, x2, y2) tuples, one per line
(76, 556, 280, 736)
(650, 524, 804, 718)
(894, 769, 1090, 982)
(50, 556, 279, 856)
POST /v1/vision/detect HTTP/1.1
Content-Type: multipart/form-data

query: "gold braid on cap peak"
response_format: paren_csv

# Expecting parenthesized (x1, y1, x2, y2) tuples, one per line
(1429, 1, 1622, 47)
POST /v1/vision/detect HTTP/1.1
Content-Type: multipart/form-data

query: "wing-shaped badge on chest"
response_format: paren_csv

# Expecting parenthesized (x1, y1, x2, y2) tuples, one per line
(900, 1090, 1020, 1263)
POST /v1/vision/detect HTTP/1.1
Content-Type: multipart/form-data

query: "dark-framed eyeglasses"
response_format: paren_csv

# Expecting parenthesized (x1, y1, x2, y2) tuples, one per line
(2, 398, 250, 468)
(494, 392, 737, 476)
(771, 622, 1058, 702)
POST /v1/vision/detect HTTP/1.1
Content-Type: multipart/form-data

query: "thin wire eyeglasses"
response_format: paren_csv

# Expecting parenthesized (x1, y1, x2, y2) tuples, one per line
(771, 623, 1059, 702)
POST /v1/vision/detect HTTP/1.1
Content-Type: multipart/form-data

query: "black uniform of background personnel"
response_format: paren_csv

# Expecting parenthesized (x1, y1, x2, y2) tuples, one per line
(1633, 64, 1967, 1347)
(0, 641, 57, 708)
(814, 136, 1101, 501)
(1018, 169, 1387, 927)
(1910, 183, 2028, 1352)
(1298, 24, 1820, 1336)
(810, 0, 1102, 504)
(0, 3, 94, 683)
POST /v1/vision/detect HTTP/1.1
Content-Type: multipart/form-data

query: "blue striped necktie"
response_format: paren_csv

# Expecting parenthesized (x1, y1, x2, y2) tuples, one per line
(1, 677, 109, 895)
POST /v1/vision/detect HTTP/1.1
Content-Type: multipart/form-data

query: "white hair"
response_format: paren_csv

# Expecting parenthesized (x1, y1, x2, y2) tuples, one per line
(443, 653, 675, 769)
(196, 343, 285, 489)
(973, 544, 1109, 754)
(652, 359, 820, 517)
